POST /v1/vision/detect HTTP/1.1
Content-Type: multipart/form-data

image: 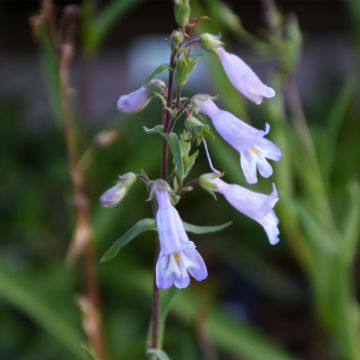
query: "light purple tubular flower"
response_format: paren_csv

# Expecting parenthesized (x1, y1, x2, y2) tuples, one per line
(154, 180, 208, 289)
(99, 172, 136, 208)
(199, 99, 282, 184)
(217, 47, 275, 105)
(117, 79, 165, 113)
(100, 182, 126, 207)
(211, 177, 280, 245)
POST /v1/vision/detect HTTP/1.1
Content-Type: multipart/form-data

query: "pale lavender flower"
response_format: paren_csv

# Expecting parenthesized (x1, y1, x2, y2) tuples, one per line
(200, 33, 275, 104)
(117, 79, 165, 113)
(202, 175, 280, 245)
(154, 180, 207, 288)
(217, 48, 275, 104)
(199, 99, 282, 184)
(100, 172, 136, 207)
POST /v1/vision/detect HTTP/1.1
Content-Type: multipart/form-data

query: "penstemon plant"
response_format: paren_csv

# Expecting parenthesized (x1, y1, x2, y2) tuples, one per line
(99, 0, 282, 358)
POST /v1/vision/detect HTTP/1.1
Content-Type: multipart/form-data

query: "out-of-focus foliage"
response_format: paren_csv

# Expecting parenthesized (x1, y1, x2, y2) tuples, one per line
(0, 0, 359, 359)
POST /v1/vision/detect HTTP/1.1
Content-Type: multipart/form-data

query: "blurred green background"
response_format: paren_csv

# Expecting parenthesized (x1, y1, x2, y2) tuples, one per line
(0, 0, 359, 359)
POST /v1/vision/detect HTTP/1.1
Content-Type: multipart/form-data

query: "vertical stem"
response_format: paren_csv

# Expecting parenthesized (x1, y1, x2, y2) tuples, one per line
(58, 11, 106, 359)
(150, 49, 177, 351)
(175, 84, 181, 110)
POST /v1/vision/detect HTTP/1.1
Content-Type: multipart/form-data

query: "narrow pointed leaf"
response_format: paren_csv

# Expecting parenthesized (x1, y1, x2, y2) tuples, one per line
(147, 287, 178, 348)
(159, 288, 178, 346)
(146, 349, 171, 360)
(322, 78, 355, 178)
(163, 132, 184, 178)
(341, 182, 360, 263)
(0, 263, 83, 358)
(101, 218, 231, 263)
(143, 64, 172, 86)
(143, 125, 164, 134)
(82, 344, 99, 360)
(87, 0, 144, 51)
(183, 221, 232, 234)
(100, 218, 156, 262)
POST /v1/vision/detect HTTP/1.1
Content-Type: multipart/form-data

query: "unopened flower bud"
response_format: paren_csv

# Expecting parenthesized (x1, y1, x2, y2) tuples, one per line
(145, 79, 166, 93)
(199, 172, 222, 195)
(199, 33, 224, 54)
(100, 172, 136, 208)
(174, 0, 191, 27)
(171, 30, 184, 48)
(175, 55, 198, 86)
(117, 79, 165, 113)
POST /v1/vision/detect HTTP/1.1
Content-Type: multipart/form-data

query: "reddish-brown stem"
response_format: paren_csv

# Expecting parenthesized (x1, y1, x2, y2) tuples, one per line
(151, 48, 178, 352)
(164, 51, 177, 133)
(58, 9, 106, 359)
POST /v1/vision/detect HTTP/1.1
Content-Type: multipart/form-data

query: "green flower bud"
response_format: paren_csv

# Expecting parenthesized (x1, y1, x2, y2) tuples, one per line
(171, 30, 184, 48)
(199, 33, 223, 54)
(145, 79, 166, 94)
(174, 0, 191, 27)
(199, 172, 222, 198)
(175, 54, 198, 86)
(191, 94, 214, 113)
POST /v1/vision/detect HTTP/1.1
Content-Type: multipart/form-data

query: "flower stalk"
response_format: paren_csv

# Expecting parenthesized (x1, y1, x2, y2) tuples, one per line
(150, 43, 179, 352)
(54, 4, 106, 359)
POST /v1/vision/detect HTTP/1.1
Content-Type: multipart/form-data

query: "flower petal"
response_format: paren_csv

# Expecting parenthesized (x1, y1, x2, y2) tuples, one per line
(211, 178, 280, 245)
(257, 137, 282, 161)
(260, 209, 280, 245)
(217, 48, 275, 104)
(117, 87, 149, 113)
(257, 156, 273, 178)
(173, 259, 191, 288)
(182, 248, 208, 281)
(240, 151, 258, 184)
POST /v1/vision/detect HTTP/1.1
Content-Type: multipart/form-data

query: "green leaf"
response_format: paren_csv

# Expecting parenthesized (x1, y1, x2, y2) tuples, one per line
(101, 218, 231, 263)
(175, 54, 199, 86)
(82, 344, 99, 360)
(143, 64, 172, 86)
(146, 349, 171, 360)
(322, 78, 355, 178)
(296, 201, 338, 254)
(105, 260, 298, 360)
(85, 0, 144, 51)
(36, 23, 62, 129)
(100, 218, 156, 262)
(283, 14, 302, 72)
(162, 132, 184, 178)
(143, 125, 164, 134)
(183, 221, 232, 234)
(159, 288, 178, 347)
(0, 262, 83, 358)
(341, 181, 360, 264)
(183, 150, 199, 178)
(147, 287, 178, 349)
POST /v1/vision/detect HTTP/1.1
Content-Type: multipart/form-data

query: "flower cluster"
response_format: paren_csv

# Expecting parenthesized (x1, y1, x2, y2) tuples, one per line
(100, 21, 281, 289)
